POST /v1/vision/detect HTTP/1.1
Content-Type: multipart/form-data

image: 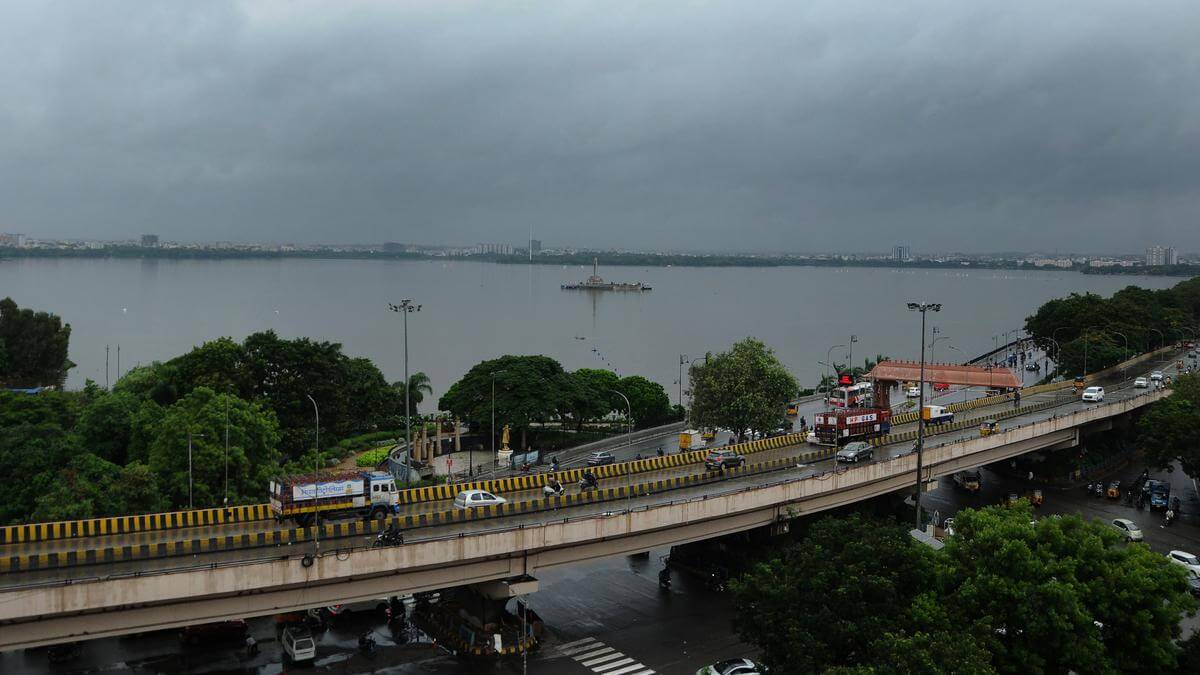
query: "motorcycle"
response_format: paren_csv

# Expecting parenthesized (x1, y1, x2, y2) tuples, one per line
(1165, 509, 1177, 526)
(1092, 482, 1105, 498)
(579, 475, 599, 491)
(658, 567, 671, 591)
(358, 631, 377, 657)
(543, 483, 565, 498)
(373, 528, 404, 547)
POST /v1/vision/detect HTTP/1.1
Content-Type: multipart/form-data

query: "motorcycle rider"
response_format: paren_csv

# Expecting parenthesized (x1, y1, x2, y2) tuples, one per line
(581, 470, 599, 490)
(544, 476, 564, 497)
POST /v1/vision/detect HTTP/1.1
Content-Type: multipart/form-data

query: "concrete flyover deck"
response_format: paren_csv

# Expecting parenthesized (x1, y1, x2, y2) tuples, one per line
(0, 383, 1170, 651)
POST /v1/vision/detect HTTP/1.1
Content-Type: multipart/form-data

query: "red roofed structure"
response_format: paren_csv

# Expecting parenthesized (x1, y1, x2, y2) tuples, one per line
(866, 360, 1021, 408)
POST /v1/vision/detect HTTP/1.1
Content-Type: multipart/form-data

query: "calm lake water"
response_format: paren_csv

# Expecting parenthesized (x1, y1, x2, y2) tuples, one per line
(0, 257, 1179, 405)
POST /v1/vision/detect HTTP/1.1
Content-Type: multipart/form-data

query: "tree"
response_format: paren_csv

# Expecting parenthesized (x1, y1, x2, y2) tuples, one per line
(0, 297, 73, 387)
(0, 421, 81, 524)
(936, 504, 1195, 674)
(615, 375, 673, 429)
(1138, 372, 1200, 476)
(31, 455, 164, 521)
(730, 515, 936, 673)
(439, 355, 575, 449)
(146, 387, 281, 508)
(392, 371, 434, 411)
(568, 368, 621, 429)
(76, 390, 141, 464)
(688, 338, 797, 438)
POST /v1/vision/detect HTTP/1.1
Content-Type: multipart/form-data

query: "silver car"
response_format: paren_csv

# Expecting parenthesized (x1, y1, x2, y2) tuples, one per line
(1111, 518, 1143, 542)
(836, 441, 873, 463)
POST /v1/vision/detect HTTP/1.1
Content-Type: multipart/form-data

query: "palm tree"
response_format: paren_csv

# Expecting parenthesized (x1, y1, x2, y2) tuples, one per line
(393, 372, 433, 412)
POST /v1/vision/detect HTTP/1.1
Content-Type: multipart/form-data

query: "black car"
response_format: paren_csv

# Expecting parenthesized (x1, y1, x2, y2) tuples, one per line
(704, 449, 746, 470)
(586, 451, 616, 467)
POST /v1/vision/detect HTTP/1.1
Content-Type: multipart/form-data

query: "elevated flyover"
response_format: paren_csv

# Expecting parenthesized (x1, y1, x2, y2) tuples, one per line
(0, 371, 1171, 651)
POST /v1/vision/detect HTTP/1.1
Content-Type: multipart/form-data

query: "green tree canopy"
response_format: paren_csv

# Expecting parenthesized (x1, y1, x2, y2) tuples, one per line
(439, 355, 577, 446)
(392, 371, 433, 412)
(146, 387, 282, 508)
(76, 390, 142, 465)
(31, 455, 164, 522)
(615, 375, 673, 429)
(732, 507, 1196, 674)
(1138, 372, 1200, 476)
(0, 297, 73, 387)
(569, 368, 621, 427)
(688, 338, 797, 438)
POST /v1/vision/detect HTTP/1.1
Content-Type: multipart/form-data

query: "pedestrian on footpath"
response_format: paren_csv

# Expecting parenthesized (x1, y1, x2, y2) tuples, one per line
(1014, 391, 1021, 408)
(800, 416, 806, 430)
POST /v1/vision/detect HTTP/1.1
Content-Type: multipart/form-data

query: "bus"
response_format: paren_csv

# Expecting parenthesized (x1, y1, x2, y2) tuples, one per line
(827, 381, 872, 408)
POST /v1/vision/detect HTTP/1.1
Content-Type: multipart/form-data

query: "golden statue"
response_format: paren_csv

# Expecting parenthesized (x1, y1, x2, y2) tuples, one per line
(501, 424, 511, 451)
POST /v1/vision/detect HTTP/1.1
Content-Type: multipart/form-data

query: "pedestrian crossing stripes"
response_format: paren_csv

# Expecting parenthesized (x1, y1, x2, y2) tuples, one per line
(558, 637, 654, 674)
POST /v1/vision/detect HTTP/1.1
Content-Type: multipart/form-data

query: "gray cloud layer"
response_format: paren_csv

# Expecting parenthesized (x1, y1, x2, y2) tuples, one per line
(2, 1, 1198, 253)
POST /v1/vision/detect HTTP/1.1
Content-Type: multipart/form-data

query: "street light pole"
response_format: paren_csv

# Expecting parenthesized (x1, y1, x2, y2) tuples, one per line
(224, 394, 230, 507)
(306, 393, 320, 556)
(848, 335, 858, 377)
(490, 370, 506, 474)
(678, 354, 689, 408)
(907, 301, 942, 531)
(609, 389, 632, 440)
(388, 300, 422, 475)
(186, 430, 204, 510)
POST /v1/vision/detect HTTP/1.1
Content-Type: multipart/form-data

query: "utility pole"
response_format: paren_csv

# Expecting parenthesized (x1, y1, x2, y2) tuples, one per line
(105, 345, 110, 390)
(306, 394, 320, 557)
(388, 300, 422, 473)
(907, 301, 942, 530)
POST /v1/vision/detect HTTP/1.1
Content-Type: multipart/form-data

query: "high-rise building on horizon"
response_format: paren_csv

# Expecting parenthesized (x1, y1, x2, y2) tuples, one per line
(892, 245, 911, 262)
(1146, 245, 1177, 266)
(140, 234, 159, 248)
(530, 239, 542, 255)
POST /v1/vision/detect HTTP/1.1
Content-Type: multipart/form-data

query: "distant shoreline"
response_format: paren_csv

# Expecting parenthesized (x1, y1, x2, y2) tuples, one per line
(1, 246, 1196, 276)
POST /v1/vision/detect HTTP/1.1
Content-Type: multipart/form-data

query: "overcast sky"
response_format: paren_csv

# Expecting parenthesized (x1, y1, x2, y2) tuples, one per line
(2, 1, 1198, 253)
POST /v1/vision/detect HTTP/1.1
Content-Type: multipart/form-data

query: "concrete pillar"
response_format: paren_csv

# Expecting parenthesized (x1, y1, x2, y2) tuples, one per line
(454, 419, 462, 453)
(436, 424, 445, 462)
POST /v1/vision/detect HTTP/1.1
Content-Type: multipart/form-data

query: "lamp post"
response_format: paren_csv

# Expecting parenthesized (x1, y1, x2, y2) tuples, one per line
(947, 345, 963, 364)
(223, 393, 230, 507)
(929, 328, 950, 364)
(388, 300, 422, 473)
(608, 389, 632, 440)
(1146, 327, 1165, 361)
(907, 301, 942, 531)
(490, 370, 507, 472)
(1110, 330, 1129, 377)
(186, 431, 204, 510)
(306, 394, 320, 555)
(678, 354, 689, 408)
(1043, 337, 1060, 376)
(825, 344, 846, 400)
(848, 335, 858, 377)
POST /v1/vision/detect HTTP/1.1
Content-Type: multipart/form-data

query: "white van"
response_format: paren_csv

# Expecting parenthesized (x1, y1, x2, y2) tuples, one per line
(282, 625, 316, 663)
(1081, 386, 1105, 402)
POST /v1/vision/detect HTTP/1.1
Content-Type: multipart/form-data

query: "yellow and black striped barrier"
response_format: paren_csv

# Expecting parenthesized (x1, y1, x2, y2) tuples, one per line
(0, 504, 271, 546)
(870, 398, 1062, 448)
(0, 447, 832, 573)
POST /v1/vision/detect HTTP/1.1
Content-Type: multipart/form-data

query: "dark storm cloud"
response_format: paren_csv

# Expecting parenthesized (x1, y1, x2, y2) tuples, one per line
(1, 0, 1198, 253)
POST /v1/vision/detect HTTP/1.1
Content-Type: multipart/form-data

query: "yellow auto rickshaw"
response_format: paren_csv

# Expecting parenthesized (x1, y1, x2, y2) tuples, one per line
(701, 428, 716, 441)
(785, 402, 798, 417)
(979, 419, 999, 437)
(1029, 489, 1044, 507)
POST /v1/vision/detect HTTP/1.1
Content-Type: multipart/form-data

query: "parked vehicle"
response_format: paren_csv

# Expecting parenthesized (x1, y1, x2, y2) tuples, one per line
(180, 620, 247, 645)
(1081, 386, 1105, 402)
(933, 382, 950, 392)
(324, 598, 390, 619)
(952, 470, 982, 493)
(921, 404, 954, 425)
(704, 449, 746, 470)
(1187, 570, 1200, 598)
(1134, 377, 1149, 388)
(269, 470, 398, 526)
(1111, 518, 1143, 542)
(1025, 362, 1040, 371)
(696, 658, 768, 675)
(586, 451, 616, 467)
(282, 625, 317, 663)
(835, 441, 874, 464)
(679, 429, 707, 452)
(979, 419, 999, 437)
(1167, 550, 1200, 575)
(813, 408, 892, 446)
(453, 489, 507, 510)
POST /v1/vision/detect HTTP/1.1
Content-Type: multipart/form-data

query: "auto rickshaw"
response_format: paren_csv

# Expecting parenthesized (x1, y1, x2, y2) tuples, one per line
(701, 428, 716, 441)
(1029, 489, 1044, 507)
(785, 402, 798, 417)
(1107, 481, 1121, 499)
(979, 419, 999, 437)
(1073, 376, 1086, 395)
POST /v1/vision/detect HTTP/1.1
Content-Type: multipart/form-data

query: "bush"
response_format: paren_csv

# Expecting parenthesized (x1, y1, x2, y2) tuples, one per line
(356, 447, 392, 467)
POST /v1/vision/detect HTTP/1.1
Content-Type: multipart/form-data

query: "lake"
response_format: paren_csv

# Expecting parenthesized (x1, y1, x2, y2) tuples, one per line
(0, 257, 1178, 405)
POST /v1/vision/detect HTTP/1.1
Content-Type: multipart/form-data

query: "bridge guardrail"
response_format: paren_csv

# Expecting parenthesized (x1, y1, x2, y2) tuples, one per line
(0, 505, 271, 547)
(0, 447, 834, 574)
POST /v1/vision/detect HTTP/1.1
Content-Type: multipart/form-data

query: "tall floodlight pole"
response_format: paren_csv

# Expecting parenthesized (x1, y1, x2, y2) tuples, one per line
(678, 354, 689, 407)
(306, 393, 320, 556)
(388, 300, 422, 473)
(609, 390, 632, 439)
(848, 335, 858, 377)
(907, 301, 942, 530)
(489, 370, 506, 475)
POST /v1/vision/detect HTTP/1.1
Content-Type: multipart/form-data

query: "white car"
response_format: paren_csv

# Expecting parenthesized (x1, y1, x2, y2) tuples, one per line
(1167, 550, 1200, 575)
(282, 625, 316, 663)
(1151, 371, 1165, 382)
(1111, 518, 1143, 542)
(805, 429, 819, 445)
(1134, 377, 1149, 389)
(1081, 386, 1105, 402)
(453, 489, 507, 510)
(905, 386, 921, 398)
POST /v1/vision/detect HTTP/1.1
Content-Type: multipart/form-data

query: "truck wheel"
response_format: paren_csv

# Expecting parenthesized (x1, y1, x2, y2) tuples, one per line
(371, 508, 387, 522)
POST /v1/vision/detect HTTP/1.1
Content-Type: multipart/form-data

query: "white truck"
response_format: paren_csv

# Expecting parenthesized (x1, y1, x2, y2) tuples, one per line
(921, 404, 954, 425)
(269, 470, 399, 526)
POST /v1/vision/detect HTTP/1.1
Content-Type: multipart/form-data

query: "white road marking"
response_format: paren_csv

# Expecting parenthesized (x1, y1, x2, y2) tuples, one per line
(604, 665, 652, 675)
(593, 657, 635, 672)
(582, 651, 625, 667)
(574, 647, 615, 660)
(558, 636, 598, 650)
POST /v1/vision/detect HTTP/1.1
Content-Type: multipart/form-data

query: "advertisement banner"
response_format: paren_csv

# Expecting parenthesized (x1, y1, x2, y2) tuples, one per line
(293, 479, 362, 501)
